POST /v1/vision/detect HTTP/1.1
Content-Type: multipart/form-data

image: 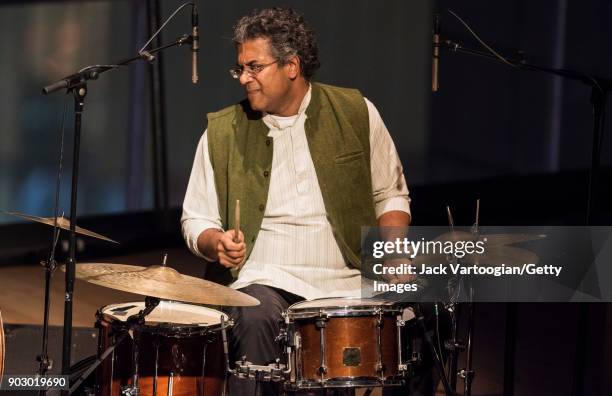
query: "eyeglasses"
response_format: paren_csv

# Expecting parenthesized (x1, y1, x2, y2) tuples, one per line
(229, 60, 279, 79)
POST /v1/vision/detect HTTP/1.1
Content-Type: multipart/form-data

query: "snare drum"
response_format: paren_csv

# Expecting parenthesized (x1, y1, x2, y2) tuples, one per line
(96, 301, 229, 396)
(284, 298, 409, 389)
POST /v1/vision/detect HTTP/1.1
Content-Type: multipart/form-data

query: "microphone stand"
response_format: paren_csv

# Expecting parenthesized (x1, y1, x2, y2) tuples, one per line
(439, 39, 612, 226)
(440, 37, 611, 395)
(41, 33, 195, 394)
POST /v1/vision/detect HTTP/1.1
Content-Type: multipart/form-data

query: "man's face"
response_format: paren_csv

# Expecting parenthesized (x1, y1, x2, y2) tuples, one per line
(236, 38, 292, 115)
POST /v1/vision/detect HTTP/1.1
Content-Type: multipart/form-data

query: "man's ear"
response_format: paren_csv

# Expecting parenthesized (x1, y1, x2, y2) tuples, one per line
(286, 56, 301, 80)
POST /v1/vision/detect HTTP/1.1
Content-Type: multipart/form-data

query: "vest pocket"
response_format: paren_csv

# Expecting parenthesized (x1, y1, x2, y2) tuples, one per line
(334, 150, 364, 164)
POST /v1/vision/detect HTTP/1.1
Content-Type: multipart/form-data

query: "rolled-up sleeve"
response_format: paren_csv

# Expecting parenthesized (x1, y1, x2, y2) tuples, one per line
(181, 130, 223, 259)
(365, 98, 411, 219)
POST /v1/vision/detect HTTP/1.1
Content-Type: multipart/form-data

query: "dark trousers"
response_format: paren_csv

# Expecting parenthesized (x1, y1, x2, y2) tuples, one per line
(225, 285, 445, 396)
(226, 284, 304, 396)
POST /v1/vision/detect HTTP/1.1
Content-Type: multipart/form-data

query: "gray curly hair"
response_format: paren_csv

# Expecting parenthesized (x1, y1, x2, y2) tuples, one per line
(233, 7, 320, 80)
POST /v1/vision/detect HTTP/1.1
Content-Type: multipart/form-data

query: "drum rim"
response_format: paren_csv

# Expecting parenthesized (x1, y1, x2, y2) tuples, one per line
(96, 301, 230, 334)
(289, 375, 404, 389)
(286, 297, 402, 319)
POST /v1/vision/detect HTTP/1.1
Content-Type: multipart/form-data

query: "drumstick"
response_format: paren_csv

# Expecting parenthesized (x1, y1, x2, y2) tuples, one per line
(233, 199, 240, 243)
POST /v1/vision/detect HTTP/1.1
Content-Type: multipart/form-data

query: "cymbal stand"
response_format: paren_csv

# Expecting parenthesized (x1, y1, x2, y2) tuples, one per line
(37, 97, 67, 395)
(413, 205, 459, 396)
(457, 199, 481, 396)
(443, 205, 464, 393)
(414, 304, 456, 396)
(37, 220, 62, 384)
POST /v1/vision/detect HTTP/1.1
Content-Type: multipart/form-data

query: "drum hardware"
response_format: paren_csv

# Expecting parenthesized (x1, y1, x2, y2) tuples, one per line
(375, 310, 385, 380)
(0, 208, 123, 395)
(152, 338, 160, 396)
(70, 332, 130, 394)
(461, 201, 479, 396)
(167, 372, 174, 396)
(396, 316, 407, 374)
(316, 315, 328, 382)
(221, 315, 292, 384)
(441, 200, 490, 396)
(413, 304, 456, 396)
(121, 297, 162, 396)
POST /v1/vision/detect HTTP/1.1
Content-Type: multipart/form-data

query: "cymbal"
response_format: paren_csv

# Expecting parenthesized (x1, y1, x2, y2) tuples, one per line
(68, 263, 260, 306)
(2, 211, 118, 244)
(434, 231, 545, 246)
(414, 245, 539, 267)
(463, 246, 539, 266)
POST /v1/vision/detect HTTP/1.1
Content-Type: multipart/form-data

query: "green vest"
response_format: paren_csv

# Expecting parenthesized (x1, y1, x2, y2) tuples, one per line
(206, 82, 377, 272)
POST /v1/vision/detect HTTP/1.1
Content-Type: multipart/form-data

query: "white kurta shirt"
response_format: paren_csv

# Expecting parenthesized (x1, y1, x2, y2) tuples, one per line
(182, 86, 410, 300)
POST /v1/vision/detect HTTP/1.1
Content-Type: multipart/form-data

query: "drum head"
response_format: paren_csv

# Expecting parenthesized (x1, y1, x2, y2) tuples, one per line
(287, 297, 402, 319)
(99, 301, 228, 332)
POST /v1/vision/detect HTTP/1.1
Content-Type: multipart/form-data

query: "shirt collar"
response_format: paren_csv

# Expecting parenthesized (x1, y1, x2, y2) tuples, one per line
(263, 84, 312, 131)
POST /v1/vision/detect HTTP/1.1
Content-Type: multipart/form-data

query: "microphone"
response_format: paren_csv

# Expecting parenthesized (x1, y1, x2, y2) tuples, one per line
(432, 13, 440, 92)
(191, 4, 199, 84)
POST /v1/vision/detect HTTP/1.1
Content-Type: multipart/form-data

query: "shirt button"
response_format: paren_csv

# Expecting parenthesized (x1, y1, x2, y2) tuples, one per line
(263, 170, 269, 177)
(258, 204, 265, 211)
(266, 139, 271, 146)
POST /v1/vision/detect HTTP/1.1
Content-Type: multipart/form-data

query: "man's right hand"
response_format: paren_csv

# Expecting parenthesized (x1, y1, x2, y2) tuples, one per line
(197, 228, 246, 268)
(216, 230, 246, 268)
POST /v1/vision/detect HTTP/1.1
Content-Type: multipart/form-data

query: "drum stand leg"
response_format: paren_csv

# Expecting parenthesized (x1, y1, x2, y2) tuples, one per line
(37, 223, 63, 395)
(122, 332, 141, 396)
(122, 297, 160, 396)
(69, 332, 129, 394)
(446, 302, 462, 392)
(458, 288, 475, 396)
(413, 304, 455, 396)
(201, 341, 208, 396)
(153, 337, 160, 396)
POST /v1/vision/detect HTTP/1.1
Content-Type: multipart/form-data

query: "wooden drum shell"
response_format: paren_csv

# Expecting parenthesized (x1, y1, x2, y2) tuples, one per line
(96, 307, 225, 396)
(298, 315, 399, 382)
(286, 298, 405, 389)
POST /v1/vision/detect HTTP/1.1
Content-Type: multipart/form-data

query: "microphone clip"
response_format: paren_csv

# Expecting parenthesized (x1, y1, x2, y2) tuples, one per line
(139, 50, 156, 63)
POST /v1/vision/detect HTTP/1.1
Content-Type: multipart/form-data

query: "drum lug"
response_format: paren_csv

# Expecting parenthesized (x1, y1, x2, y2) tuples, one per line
(398, 363, 408, 372)
(315, 310, 328, 328)
(275, 327, 287, 342)
(458, 368, 475, 380)
(120, 385, 139, 396)
(318, 365, 328, 375)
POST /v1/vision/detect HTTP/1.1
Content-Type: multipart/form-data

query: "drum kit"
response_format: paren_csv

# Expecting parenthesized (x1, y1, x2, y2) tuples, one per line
(1, 212, 423, 395)
(66, 261, 423, 395)
(2, 202, 544, 396)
